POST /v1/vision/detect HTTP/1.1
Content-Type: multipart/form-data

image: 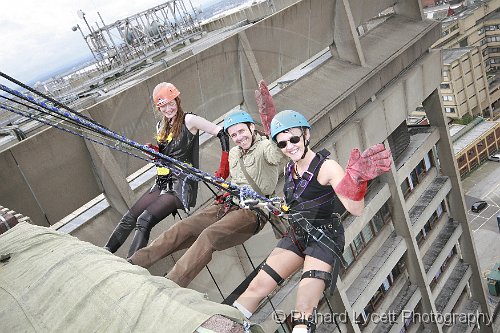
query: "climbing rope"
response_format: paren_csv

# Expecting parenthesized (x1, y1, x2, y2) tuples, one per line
(0, 73, 283, 215)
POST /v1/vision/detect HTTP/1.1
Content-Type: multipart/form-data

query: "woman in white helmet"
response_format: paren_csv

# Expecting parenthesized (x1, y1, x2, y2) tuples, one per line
(233, 110, 392, 333)
(104, 82, 230, 258)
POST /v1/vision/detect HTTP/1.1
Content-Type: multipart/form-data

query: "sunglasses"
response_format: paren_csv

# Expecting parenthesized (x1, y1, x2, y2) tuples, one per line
(276, 135, 302, 148)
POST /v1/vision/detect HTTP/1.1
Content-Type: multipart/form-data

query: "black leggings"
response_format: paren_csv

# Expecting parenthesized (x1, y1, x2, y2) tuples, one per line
(129, 187, 183, 220)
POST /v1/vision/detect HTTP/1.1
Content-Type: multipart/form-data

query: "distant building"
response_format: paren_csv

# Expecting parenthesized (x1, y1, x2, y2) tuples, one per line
(441, 47, 492, 120)
(451, 117, 500, 178)
(434, 0, 500, 119)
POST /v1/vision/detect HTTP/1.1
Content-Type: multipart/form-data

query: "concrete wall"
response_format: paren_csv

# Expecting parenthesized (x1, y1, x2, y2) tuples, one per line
(0, 1, 440, 227)
(0, 126, 102, 226)
(0, 0, 336, 226)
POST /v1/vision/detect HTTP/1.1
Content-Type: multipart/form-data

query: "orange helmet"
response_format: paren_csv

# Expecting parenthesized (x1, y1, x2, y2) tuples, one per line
(153, 82, 180, 107)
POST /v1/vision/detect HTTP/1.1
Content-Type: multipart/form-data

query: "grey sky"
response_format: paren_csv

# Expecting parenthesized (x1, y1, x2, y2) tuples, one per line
(0, 0, 210, 84)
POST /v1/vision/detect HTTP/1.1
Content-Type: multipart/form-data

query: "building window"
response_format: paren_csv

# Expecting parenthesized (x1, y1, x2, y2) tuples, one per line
(352, 234, 365, 256)
(430, 247, 457, 289)
(341, 202, 391, 272)
(401, 179, 411, 197)
(372, 212, 385, 232)
(361, 223, 374, 244)
(445, 107, 456, 113)
(442, 95, 453, 101)
(440, 83, 450, 89)
(356, 256, 406, 326)
(401, 151, 435, 198)
(416, 200, 447, 245)
(343, 246, 355, 267)
(425, 151, 434, 170)
(486, 36, 500, 42)
(443, 70, 449, 77)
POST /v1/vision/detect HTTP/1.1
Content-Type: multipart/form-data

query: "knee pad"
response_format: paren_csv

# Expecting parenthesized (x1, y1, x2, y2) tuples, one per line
(301, 270, 332, 290)
(260, 262, 284, 286)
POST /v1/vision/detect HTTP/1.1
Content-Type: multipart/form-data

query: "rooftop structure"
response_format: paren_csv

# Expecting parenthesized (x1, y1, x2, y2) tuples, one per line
(452, 119, 498, 154)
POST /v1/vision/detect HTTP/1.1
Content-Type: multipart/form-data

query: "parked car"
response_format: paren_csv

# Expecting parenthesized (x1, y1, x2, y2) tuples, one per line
(471, 200, 488, 213)
(488, 153, 500, 162)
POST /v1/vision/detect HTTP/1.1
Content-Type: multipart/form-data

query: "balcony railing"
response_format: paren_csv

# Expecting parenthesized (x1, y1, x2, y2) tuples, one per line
(434, 261, 471, 314)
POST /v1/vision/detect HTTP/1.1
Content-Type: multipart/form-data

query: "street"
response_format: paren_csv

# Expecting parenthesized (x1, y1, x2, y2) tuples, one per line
(462, 160, 500, 268)
(461, 159, 500, 320)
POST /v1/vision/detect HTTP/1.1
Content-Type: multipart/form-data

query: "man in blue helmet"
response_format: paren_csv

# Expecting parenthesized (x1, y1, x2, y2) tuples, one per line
(129, 106, 284, 288)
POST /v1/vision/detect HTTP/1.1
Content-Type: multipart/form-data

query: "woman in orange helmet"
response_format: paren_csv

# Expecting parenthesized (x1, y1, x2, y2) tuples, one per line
(104, 82, 230, 258)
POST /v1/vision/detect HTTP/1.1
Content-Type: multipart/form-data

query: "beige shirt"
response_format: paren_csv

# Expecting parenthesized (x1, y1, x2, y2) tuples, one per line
(228, 134, 284, 196)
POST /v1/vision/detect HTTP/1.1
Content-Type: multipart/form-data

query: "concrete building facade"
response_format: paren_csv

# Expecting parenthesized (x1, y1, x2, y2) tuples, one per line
(0, 0, 494, 332)
(434, 0, 500, 119)
(440, 47, 492, 120)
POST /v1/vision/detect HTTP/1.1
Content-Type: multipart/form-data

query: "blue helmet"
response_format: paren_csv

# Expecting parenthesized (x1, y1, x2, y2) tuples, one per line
(223, 109, 255, 133)
(270, 110, 310, 141)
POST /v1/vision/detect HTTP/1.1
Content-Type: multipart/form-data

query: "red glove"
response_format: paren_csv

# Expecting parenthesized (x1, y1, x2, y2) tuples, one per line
(144, 143, 159, 160)
(255, 80, 276, 136)
(335, 144, 392, 201)
(215, 151, 230, 180)
(214, 192, 231, 204)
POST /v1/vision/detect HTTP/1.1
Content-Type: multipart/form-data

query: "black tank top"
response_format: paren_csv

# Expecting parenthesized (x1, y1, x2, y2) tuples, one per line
(157, 116, 199, 168)
(284, 150, 346, 223)
(156, 114, 199, 208)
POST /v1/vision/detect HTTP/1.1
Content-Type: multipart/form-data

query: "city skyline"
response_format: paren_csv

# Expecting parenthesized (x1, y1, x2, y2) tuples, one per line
(0, 0, 222, 86)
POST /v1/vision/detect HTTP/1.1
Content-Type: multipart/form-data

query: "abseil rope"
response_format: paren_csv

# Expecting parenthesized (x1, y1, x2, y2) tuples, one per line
(0, 94, 133, 158)
(0, 75, 282, 215)
(0, 72, 113, 132)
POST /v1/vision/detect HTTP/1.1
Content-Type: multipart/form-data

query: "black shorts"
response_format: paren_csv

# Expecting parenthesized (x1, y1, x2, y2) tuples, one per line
(276, 225, 345, 267)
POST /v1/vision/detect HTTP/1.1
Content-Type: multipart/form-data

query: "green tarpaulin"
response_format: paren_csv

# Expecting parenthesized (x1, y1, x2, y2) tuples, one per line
(0, 223, 262, 332)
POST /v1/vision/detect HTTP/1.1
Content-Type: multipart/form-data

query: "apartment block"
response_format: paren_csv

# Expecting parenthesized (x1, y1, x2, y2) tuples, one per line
(441, 47, 492, 119)
(434, 0, 500, 119)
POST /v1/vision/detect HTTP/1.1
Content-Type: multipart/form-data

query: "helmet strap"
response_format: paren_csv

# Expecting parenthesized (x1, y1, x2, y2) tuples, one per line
(301, 140, 309, 160)
(300, 128, 309, 160)
(247, 123, 256, 148)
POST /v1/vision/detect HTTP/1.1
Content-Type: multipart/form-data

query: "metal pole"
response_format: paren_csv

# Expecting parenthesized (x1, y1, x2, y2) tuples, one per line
(72, 24, 99, 65)
(98, 12, 126, 67)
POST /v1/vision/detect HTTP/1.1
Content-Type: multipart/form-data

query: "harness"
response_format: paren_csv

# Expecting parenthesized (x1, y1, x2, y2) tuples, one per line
(153, 115, 199, 211)
(215, 194, 265, 235)
(284, 149, 348, 268)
